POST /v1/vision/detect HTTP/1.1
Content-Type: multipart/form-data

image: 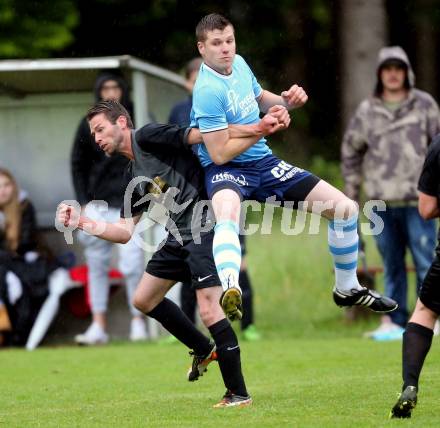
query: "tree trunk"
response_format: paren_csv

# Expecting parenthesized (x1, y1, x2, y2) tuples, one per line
(339, 0, 387, 129)
(414, 0, 437, 96)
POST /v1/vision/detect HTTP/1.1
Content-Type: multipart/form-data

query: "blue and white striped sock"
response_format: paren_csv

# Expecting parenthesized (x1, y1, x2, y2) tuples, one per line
(213, 220, 242, 292)
(328, 215, 362, 294)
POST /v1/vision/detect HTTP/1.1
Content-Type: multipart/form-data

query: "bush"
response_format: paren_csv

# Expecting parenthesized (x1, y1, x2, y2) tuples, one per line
(306, 155, 344, 190)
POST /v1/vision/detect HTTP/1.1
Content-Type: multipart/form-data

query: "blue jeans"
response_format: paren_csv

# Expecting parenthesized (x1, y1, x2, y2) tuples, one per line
(372, 206, 436, 326)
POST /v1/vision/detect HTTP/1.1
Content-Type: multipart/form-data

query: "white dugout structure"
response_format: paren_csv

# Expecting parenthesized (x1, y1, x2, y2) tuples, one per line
(0, 55, 186, 226)
(0, 56, 187, 343)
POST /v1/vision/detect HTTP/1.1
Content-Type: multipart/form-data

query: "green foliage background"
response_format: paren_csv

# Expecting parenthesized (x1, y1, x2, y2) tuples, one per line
(1, 0, 439, 174)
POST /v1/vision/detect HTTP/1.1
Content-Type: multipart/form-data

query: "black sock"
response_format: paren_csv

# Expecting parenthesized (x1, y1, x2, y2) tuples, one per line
(180, 282, 197, 324)
(147, 298, 211, 356)
(402, 322, 433, 390)
(209, 319, 248, 397)
(239, 269, 254, 330)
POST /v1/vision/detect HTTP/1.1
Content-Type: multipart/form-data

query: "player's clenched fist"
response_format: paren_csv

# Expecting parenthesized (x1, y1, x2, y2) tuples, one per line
(281, 84, 308, 109)
(267, 105, 291, 129)
(257, 114, 281, 136)
(57, 203, 79, 228)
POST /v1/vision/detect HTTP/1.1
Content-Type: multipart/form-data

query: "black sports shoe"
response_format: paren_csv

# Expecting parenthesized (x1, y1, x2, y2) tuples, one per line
(220, 287, 243, 321)
(213, 390, 252, 408)
(390, 386, 417, 418)
(333, 287, 398, 313)
(187, 342, 217, 382)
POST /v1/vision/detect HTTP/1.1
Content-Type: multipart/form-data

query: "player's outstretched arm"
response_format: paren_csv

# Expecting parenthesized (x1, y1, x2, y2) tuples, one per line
(258, 85, 308, 112)
(57, 203, 139, 244)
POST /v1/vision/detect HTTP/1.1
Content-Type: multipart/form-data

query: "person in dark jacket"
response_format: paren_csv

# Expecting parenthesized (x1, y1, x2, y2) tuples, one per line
(71, 72, 146, 345)
(0, 168, 56, 346)
(168, 57, 202, 127)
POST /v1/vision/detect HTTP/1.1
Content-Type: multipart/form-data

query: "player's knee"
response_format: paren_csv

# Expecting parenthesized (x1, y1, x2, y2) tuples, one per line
(212, 189, 241, 221)
(336, 198, 359, 220)
(132, 291, 151, 314)
(417, 301, 438, 320)
(198, 300, 223, 326)
(198, 306, 213, 325)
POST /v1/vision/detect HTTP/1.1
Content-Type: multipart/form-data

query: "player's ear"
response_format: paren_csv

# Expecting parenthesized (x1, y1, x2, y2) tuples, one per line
(197, 41, 204, 55)
(116, 115, 127, 129)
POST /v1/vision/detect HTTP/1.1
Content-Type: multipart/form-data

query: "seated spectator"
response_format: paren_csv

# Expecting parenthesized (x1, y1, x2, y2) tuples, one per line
(0, 168, 58, 346)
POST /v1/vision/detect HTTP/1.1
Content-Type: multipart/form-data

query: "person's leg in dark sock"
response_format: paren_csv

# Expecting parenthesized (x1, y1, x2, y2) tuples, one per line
(147, 298, 212, 356)
(402, 322, 433, 390)
(180, 281, 197, 324)
(196, 285, 249, 396)
(209, 318, 248, 396)
(239, 269, 253, 330)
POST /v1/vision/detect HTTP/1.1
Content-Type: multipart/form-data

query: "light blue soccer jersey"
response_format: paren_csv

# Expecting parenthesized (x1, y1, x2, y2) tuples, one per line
(190, 55, 272, 166)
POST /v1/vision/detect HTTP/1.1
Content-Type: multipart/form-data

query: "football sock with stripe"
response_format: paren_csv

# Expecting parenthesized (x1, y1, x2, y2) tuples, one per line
(402, 322, 433, 390)
(147, 298, 212, 356)
(328, 215, 362, 294)
(209, 318, 248, 397)
(213, 220, 242, 292)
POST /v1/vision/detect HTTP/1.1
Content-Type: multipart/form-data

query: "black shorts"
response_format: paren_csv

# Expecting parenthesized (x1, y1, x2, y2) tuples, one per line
(146, 231, 220, 289)
(239, 234, 246, 256)
(419, 250, 440, 315)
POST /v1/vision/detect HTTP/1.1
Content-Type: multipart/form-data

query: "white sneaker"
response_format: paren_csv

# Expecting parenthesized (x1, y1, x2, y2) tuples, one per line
(130, 318, 148, 342)
(371, 324, 404, 341)
(363, 321, 401, 338)
(74, 322, 109, 345)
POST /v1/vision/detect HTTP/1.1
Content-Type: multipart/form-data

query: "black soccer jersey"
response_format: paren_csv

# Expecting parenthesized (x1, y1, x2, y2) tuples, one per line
(418, 134, 440, 241)
(120, 124, 213, 241)
(418, 136, 440, 200)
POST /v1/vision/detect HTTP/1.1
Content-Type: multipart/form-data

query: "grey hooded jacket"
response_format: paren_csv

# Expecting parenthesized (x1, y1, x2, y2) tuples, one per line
(341, 46, 440, 202)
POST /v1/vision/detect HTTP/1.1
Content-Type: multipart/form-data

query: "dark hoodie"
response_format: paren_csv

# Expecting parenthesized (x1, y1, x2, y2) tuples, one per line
(70, 72, 133, 207)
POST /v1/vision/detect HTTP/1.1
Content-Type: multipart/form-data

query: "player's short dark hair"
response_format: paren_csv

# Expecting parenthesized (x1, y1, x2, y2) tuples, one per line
(87, 100, 134, 128)
(185, 57, 203, 79)
(196, 13, 233, 42)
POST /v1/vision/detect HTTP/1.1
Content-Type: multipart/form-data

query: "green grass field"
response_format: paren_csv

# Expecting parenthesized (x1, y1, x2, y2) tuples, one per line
(1, 217, 438, 427)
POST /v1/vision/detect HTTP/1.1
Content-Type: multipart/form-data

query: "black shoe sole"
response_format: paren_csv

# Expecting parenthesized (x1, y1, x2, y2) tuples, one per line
(372, 304, 399, 313)
(187, 347, 217, 382)
(390, 399, 416, 419)
(188, 367, 207, 382)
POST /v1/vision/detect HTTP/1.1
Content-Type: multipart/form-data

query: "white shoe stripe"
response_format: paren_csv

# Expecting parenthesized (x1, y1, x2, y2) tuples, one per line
(364, 296, 374, 306)
(335, 289, 347, 298)
(356, 295, 375, 307)
(355, 296, 365, 304)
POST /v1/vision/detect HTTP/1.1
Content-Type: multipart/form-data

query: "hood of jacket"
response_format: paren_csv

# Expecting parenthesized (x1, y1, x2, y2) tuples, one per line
(374, 46, 415, 94)
(93, 72, 132, 111)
